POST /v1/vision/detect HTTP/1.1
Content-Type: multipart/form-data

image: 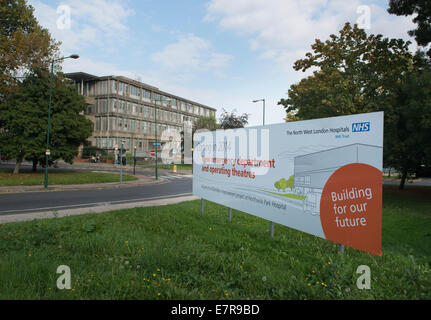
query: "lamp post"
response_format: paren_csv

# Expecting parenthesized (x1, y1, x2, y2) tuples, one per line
(253, 98, 274, 237)
(133, 145, 137, 175)
(154, 96, 159, 180)
(44, 54, 79, 189)
(153, 95, 171, 180)
(252, 98, 265, 126)
(120, 140, 125, 183)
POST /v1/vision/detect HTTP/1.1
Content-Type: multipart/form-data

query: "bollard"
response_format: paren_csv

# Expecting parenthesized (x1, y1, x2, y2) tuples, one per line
(173, 165, 177, 173)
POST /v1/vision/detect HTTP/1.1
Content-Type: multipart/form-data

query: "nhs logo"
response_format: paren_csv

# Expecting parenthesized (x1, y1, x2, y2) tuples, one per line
(352, 122, 370, 132)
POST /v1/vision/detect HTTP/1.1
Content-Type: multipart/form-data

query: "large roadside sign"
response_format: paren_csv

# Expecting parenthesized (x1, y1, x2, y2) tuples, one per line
(193, 112, 384, 256)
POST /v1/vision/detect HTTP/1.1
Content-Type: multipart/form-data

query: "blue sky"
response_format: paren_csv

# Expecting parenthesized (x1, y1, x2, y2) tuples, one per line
(29, 0, 417, 126)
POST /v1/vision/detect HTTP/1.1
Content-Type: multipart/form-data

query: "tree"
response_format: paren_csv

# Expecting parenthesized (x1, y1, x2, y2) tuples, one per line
(278, 23, 412, 121)
(384, 55, 431, 189)
(0, 71, 93, 174)
(286, 175, 295, 190)
(274, 180, 281, 192)
(388, 0, 431, 57)
(193, 115, 220, 132)
(0, 0, 60, 100)
(274, 178, 292, 192)
(279, 178, 288, 192)
(277, 22, 425, 189)
(219, 108, 249, 129)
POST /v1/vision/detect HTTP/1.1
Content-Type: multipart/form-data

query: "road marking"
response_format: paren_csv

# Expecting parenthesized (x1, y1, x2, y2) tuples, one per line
(0, 193, 193, 215)
(162, 174, 193, 180)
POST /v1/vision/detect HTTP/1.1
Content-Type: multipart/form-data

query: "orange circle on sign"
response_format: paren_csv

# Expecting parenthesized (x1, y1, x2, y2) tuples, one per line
(320, 163, 382, 256)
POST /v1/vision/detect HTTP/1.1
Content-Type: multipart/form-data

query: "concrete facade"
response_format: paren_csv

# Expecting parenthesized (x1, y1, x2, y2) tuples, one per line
(66, 72, 216, 156)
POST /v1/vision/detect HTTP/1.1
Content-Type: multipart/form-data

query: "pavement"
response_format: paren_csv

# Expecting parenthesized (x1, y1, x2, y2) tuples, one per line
(57, 160, 193, 175)
(383, 177, 431, 186)
(0, 194, 199, 224)
(0, 160, 196, 223)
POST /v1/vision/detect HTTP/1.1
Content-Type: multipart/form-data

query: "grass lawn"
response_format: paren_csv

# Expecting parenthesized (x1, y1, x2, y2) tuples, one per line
(0, 185, 429, 299)
(0, 169, 138, 186)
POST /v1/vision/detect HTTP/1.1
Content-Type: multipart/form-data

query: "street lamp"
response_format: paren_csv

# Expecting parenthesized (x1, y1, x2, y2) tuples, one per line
(252, 98, 265, 126)
(44, 54, 79, 188)
(253, 98, 274, 236)
(153, 95, 171, 180)
(120, 140, 125, 183)
(133, 145, 137, 175)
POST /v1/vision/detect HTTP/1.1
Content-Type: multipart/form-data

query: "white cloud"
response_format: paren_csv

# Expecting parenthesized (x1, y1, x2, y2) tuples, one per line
(66, 0, 134, 34)
(151, 34, 233, 77)
(29, 0, 134, 54)
(205, 0, 417, 72)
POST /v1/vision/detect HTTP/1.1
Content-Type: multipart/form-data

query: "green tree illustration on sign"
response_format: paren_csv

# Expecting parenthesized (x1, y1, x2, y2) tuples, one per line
(274, 176, 294, 192)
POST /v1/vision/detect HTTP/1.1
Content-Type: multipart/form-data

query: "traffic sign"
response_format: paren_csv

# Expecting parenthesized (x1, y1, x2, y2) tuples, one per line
(152, 142, 161, 146)
(150, 150, 155, 156)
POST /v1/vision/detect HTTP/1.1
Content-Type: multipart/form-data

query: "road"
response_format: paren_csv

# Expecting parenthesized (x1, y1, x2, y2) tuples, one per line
(0, 163, 193, 215)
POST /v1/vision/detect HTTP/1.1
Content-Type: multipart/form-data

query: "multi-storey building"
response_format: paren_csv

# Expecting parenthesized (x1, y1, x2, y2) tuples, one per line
(65, 72, 216, 155)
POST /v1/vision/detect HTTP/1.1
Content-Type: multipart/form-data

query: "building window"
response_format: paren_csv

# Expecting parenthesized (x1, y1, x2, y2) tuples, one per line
(130, 86, 140, 99)
(118, 82, 128, 95)
(171, 99, 177, 109)
(162, 95, 169, 106)
(142, 89, 151, 101)
(154, 93, 161, 104)
(119, 100, 125, 113)
(102, 117, 108, 130)
(96, 117, 101, 131)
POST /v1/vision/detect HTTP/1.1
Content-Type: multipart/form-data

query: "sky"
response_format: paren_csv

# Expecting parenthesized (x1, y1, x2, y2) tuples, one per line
(29, 0, 418, 127)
